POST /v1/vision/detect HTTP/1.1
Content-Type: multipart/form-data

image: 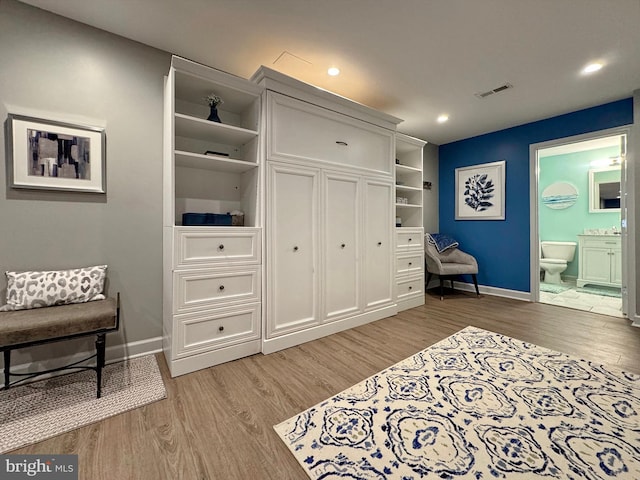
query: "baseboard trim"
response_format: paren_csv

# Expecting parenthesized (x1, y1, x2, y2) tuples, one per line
(262, 304, 398, 354)
(2, 336, 163, 379)
(427, 280, 531, 302)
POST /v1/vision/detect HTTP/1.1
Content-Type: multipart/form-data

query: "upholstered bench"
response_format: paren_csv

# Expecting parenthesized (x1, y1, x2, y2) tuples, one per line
(0, 293, 120, 398)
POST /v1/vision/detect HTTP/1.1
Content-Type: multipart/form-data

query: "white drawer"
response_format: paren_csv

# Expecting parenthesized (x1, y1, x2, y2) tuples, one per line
(396, 252, 424, 276)
(174, 266, 260, 313)
(580, 236, 621, 249)
(397, 274, 424, 301)
(174, 227, 260, 268)
(267, 92, 393, 175)
(396, 229, 424, 251)
(174, 303, 261, 358)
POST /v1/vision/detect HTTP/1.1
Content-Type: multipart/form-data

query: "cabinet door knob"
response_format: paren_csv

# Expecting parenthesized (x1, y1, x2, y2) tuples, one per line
(409, 286, 413, 290)
(408, 262, 412, 266)
(219, 285, 225, 291)
(293, 246, 299, 252)
(341, 243, 346, 248)
(218, 326, 224, 332)
(335, 141, 348, 146)
(408, 238, 412, 242)
(218, 244, 225, 251)
(377, 242, 382, 246)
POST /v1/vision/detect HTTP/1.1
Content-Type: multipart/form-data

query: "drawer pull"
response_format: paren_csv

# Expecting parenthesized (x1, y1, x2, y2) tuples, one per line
(408, 262, 412, 266)
(377, 242, 382, 246)
(341, 243, 346, 248)
(409, 286, 413, 290)
(218, 326, 224, 332)
(219, 285, 225, 291)
(293, 246, 299, 252)
(218, 244, 225, 251)
(335, 141, 348, 146)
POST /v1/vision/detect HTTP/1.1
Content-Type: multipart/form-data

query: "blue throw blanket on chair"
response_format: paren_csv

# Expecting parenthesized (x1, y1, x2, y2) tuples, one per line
(426, 233, 459, 253)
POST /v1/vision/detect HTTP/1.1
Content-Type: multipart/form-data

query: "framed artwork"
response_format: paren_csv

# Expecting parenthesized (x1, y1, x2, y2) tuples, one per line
(7, 114, 106, 193)
(455, 160, 505, 220)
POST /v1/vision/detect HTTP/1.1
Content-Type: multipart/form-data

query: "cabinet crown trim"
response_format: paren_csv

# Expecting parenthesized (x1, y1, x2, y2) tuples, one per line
(251, 66, 401, 130)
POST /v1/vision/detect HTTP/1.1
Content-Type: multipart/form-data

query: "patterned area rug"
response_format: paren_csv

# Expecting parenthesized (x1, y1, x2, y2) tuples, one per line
(274, 326, 640, 479)
(0, 355, 166, 453)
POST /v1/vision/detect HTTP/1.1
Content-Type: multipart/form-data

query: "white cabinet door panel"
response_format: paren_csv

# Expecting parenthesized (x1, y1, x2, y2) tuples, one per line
(267, 163, 320, 337)
(268, 92, 393, 175)
(363, 178, 394, 310)
(323, 172, 360, 321)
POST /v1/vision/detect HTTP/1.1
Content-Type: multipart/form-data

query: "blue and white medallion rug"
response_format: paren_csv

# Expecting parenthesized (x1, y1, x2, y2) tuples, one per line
(274, 326, 640, 479)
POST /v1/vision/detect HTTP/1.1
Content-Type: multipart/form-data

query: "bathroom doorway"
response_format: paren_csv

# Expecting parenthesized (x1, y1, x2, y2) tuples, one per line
(530, 128, 628, 318)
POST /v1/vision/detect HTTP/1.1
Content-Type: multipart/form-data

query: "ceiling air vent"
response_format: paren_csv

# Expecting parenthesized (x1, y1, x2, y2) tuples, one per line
(475, 83, 513, 99)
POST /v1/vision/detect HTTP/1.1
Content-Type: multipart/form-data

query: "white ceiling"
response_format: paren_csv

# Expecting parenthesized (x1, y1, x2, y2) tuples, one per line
(19, 0, 640, 145)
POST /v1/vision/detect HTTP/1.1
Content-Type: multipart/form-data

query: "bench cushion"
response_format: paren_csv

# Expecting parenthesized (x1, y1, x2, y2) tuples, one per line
(0, 297, 117, 347)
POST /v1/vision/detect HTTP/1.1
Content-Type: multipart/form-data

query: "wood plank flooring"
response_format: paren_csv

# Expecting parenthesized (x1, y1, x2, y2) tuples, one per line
(11, 291, 640, 479)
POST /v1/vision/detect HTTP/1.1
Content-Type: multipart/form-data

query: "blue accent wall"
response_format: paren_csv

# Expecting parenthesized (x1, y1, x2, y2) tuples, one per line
(438, 98, 633, 293)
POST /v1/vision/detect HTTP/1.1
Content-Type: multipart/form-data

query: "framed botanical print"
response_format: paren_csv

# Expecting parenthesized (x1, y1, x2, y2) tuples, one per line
(455, 160, 505, 220)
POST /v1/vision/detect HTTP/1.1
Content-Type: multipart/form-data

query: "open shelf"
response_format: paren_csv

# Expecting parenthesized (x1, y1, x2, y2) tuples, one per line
(175, 151, 258, 173)
(175, 113, 258, 146)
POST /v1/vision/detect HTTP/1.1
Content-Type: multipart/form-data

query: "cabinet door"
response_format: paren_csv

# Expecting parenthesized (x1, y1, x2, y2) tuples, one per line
(611, 248, 623, 285)
(323, 172, 360, 321)
(363, 178, 394, 310)
(581, 247, 612, 283)
(267, 163, 320, 337)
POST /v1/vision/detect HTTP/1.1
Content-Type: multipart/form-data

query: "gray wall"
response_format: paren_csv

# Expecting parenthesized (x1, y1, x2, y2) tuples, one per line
(422, 143, 439, 233)
(0, 0, 171, 362)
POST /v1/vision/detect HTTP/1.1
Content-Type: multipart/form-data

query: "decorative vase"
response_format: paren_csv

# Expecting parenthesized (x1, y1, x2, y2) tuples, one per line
(207, 105, 221, 123)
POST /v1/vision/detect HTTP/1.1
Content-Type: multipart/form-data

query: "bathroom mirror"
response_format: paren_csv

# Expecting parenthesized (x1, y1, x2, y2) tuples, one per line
(589, 166, 621, 212)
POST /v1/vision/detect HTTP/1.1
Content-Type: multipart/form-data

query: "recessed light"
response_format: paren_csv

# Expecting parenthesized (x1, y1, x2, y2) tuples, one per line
(582, 62, 603, 74)
(437, 114, 449, 123)
(327, 67, 340, 76)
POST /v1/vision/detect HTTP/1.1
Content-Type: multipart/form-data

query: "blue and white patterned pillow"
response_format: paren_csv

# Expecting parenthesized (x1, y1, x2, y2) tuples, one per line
(426, 233, 459, 253)
(0, 265, 107, 311)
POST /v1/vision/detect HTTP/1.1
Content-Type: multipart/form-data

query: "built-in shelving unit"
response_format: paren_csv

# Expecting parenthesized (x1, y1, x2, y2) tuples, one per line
(394, 133, 427, 311)
(163, 56, 264, 377)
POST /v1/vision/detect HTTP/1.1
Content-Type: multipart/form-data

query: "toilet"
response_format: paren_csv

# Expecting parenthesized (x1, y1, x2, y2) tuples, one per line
(540, 241, 577, 284)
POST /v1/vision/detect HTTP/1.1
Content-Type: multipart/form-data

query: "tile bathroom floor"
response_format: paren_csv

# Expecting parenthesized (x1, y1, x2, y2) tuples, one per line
(539, 280, 623, 318)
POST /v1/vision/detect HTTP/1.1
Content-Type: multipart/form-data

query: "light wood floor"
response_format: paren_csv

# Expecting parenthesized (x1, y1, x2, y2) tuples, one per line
(12, 291, 640, 479)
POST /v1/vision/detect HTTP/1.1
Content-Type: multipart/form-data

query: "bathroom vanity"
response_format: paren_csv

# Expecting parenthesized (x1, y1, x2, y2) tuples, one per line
(576, 234, 622, 288)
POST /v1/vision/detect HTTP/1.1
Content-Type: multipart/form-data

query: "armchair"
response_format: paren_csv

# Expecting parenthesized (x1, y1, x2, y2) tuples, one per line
(424, 239, 480, 300)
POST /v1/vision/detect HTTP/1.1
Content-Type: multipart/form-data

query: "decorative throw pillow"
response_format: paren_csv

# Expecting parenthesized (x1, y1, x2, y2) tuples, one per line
(426, 233, 459, 253)
(0, 265, 107, 311)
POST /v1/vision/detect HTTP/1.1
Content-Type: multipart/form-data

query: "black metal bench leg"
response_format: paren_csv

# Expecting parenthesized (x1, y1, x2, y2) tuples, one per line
(96, 333, 106, 398)
(439, 277, 444, 300)
(472, 274, 480, 297)
(3, 350, 10, 390)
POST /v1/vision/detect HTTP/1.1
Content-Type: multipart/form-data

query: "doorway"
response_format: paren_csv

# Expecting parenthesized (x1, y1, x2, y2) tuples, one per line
(530, 128, 629, 317)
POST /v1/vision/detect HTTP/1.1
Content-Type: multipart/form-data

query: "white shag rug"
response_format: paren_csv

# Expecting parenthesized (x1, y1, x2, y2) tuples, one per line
(0, 355, 166, 453)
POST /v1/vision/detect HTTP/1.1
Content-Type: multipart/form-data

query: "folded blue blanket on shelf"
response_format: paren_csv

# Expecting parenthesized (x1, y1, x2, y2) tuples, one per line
(426, 233, 459, 253)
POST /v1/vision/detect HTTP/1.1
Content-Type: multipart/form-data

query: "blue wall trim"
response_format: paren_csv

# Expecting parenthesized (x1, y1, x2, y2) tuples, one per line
(438, 98, 633, 292)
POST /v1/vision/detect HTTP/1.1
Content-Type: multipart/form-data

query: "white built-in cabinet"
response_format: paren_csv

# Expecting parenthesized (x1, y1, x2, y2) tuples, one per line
(254, 68, 402, 353)
(394, 134, 427, 310)
(577, 235, 622, 288)
(163, 58, 428, 374)
(163, 56, 263, 377)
